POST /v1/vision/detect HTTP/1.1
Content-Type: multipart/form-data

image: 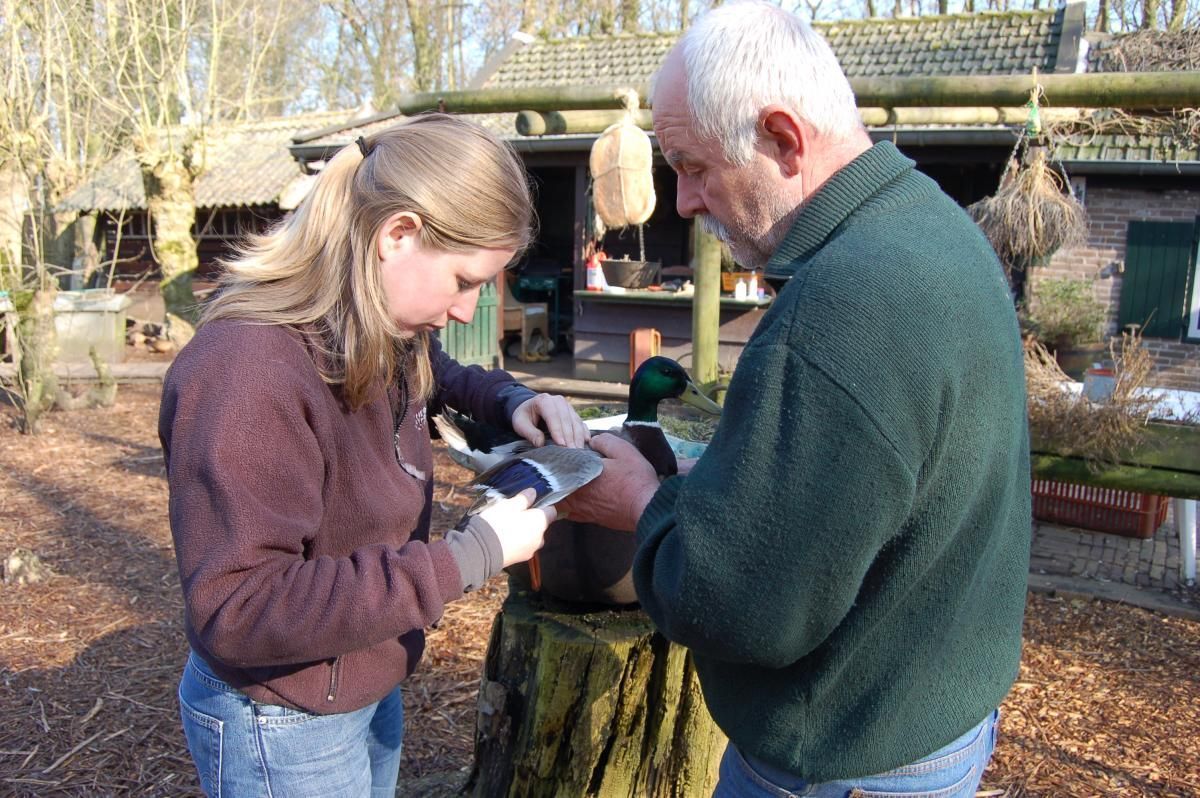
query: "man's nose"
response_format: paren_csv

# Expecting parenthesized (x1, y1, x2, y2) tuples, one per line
(675, 176, 704, 219)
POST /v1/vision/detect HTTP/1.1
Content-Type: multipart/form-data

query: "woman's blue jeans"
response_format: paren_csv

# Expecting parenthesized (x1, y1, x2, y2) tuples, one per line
(177, 651, 404, 798)
(713, 709, 999, 798)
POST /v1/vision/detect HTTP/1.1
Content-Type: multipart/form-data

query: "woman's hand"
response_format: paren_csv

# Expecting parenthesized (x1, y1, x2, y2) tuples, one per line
(511, 393, 590, 448)
(477, 489, 557, 567)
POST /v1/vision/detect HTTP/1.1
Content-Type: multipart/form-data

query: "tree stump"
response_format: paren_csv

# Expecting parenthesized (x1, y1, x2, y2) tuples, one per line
(469, 582, 726, 797)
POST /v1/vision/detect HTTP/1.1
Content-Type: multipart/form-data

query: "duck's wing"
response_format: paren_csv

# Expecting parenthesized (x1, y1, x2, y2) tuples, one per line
(432, 409, 532, 472)
(464, 445, 603, 516)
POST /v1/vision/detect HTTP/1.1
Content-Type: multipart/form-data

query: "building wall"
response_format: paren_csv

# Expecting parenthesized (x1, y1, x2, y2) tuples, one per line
(1042, 182, 1200, 393)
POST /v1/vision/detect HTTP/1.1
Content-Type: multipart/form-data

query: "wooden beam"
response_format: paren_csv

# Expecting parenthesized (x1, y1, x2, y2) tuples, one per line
(516, 107, 1093, 135)
(517, 109, 654, 136)
(1030, 423, 1200, 500)
(395, 73, 1200, 116)
(1031, 455, 1200, 500)
(851, 72, 1200, 110)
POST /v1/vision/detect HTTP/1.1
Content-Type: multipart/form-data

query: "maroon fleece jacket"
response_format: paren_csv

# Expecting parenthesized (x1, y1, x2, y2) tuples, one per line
(159, 319, 531, 714)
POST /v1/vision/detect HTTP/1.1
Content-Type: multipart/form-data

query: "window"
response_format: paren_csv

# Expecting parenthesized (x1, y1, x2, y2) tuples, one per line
(1118, 220, 1198, 340)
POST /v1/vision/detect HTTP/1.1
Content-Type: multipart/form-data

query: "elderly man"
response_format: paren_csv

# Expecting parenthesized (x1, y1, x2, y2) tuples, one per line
(560, 1, 1031, 796)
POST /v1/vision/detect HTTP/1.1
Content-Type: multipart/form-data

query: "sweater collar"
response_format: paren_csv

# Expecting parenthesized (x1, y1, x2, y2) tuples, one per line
(764, 141, 914, 282)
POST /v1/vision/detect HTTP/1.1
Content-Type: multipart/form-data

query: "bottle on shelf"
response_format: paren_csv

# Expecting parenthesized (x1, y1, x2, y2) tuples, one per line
(734, 276, 748, 300)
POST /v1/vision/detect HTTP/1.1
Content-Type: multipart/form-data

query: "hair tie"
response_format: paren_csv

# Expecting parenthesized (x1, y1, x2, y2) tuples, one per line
(356, 136, 370, 158)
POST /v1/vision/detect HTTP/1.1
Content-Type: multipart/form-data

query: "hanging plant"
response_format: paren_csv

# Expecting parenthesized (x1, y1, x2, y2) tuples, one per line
(969, 146, 1087, 268)
(968, 83, 1088, 273)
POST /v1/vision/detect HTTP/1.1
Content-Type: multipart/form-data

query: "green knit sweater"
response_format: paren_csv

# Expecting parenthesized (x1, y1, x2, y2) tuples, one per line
(634, 141, 1031, 781)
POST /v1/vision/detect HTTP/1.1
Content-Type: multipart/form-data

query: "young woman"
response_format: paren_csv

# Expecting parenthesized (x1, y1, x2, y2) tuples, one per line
(159, 113, 588, 797)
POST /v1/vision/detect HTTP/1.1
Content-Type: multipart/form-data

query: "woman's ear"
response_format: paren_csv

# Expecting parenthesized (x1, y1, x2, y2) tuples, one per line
(377, 212, 423, 260)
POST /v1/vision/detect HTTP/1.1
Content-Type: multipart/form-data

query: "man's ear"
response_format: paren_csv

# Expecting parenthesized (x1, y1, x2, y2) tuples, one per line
(377, 212, 423, 259)
(759, 106, 807, 177)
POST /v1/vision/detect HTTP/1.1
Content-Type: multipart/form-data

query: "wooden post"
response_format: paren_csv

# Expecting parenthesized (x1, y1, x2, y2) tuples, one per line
(691, 226, 721, 397)
(469, 585, 726, 797)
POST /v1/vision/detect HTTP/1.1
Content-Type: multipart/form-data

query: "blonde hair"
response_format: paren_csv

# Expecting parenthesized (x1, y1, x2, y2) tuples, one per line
(203, 113, 534, 408)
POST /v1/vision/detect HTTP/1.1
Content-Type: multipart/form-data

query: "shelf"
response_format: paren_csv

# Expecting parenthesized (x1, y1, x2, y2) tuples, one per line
(572, 289, 771, 308)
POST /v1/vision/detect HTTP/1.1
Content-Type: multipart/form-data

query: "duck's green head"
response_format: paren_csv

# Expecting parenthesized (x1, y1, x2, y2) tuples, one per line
(628, 356, 723, 422)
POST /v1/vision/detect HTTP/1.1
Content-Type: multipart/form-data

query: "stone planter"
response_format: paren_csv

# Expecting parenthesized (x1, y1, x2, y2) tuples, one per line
(53, 289, 131, 363)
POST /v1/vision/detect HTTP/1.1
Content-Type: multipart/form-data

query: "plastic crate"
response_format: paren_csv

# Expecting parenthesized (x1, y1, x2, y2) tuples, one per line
(1031, 478, 1169, 539)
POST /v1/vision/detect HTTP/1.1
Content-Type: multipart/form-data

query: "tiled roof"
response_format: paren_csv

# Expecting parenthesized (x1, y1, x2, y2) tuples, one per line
(478, 7, 1073, 91)
(821, 11, 1066, 77)
(293, 112, 512, 152)
(1052, 133, 1200, 164)
(59, 111, 352, 212)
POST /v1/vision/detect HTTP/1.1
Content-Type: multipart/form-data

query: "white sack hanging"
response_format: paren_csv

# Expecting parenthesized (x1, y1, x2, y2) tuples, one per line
(589, 90, 656, 229)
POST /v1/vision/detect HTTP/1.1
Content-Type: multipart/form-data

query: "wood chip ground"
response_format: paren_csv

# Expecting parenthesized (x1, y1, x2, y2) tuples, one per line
(0, 386, 1196, 796)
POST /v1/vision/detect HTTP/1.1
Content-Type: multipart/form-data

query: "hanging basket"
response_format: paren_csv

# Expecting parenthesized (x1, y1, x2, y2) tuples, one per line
(589, 91, 656, 229)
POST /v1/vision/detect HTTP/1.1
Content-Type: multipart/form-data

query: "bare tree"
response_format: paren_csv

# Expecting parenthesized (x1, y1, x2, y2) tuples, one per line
(77, 0, 289, 345)
(0, 0, 124, 431)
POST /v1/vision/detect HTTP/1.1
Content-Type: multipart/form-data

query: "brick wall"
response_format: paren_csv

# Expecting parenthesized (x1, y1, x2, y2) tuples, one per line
(1035, 183, 1200, 393)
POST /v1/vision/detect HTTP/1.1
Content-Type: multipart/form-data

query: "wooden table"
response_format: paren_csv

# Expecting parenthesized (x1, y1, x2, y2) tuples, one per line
(1031, 386, 1200, 586)
(572, 289, 770, 383)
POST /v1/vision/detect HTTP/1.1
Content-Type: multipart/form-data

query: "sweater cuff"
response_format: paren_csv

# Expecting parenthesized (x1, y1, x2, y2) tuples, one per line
(636, 476, 683, 543)
(444, 515, 505, 593)
(496, 383, 538, 423)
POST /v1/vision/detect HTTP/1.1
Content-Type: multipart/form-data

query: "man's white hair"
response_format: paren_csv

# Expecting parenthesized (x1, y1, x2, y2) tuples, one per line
(678, 0, 863, 165)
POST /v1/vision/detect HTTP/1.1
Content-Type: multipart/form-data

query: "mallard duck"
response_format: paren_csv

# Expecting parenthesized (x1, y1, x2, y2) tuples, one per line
(432, 408, 534, 473)
(605, 356, 722, 478)
(432, 409, 602, 519)
(433, 357, 720, 593)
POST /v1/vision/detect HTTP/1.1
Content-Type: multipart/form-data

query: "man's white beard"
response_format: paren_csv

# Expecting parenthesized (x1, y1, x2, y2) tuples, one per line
(696, 183, 800, 272)
(697, 213, 769, 271)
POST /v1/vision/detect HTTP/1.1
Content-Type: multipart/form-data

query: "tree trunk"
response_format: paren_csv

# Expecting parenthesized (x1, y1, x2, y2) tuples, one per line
(140, 148, 199, 346)
(405, 0, 438, 92)
(621, 0, 641, 32)
(1167, 0, 1186, 31)
(0, 165, 27, 283)
(72, 212, 101, 289)
(1096, 0, 1110, 31)
(469, 586, 725, 797)
(15, 288, 58, 434)
(1141, 0, 1160, 28)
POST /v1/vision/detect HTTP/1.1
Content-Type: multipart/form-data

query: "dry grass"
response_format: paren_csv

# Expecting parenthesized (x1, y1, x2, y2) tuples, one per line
(0, 386, 1197, 796)
(1025, 331, 1169, 470)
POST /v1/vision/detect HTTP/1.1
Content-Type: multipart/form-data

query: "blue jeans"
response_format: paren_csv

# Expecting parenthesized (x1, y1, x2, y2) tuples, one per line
(177, 651, 404, 798)
(714, 710, 999, 798)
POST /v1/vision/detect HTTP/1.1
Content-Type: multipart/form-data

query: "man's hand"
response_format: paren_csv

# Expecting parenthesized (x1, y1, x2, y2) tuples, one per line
(557, 433, 660, 532)
(512, 394, 590, 448)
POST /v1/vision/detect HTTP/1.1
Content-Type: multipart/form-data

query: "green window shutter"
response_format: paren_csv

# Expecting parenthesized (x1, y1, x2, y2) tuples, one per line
(1118, 220, 1197, 339)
